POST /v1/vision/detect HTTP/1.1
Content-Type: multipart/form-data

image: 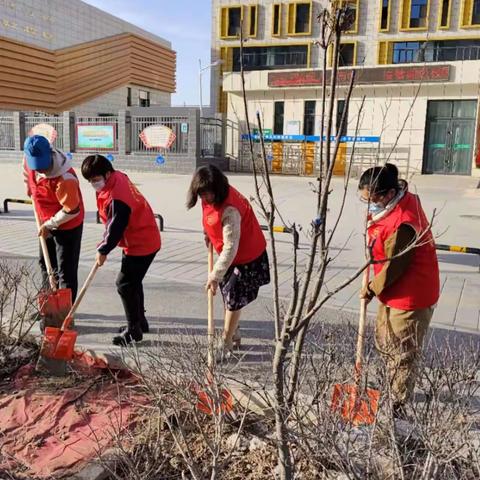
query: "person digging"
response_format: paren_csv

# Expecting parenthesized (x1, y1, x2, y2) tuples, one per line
(81, 154, 160, 346)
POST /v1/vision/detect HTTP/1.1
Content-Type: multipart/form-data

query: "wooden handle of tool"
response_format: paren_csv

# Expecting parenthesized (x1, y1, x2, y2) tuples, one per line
(207, 243, 214, 370)
(32, 198, 57, 290)
(354, 267, 370, 381)
(61, 263, 99, 331)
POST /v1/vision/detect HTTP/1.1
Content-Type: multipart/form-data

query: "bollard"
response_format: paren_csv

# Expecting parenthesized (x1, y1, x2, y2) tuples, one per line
(435, 243, 480, 272)
(261, 225, 299, 250)
(2, 198, 33, 214)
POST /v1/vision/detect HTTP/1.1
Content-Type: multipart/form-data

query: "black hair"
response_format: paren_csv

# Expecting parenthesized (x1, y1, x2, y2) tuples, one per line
(186, 164, 229, 209)
(81, 154, 115, 180)
(358, 163, 399, 195)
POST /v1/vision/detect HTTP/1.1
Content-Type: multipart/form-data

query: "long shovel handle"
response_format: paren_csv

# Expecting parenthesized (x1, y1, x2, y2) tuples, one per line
(207, 243, 215, 370)
(61, 263, 99, 331)
(32, 198, 57, 291)
(354, 267, 370, 381)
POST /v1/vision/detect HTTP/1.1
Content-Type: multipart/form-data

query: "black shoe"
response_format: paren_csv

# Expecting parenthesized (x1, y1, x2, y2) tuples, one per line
(112, 330, 143, 346)
(118, 322, 149, 334)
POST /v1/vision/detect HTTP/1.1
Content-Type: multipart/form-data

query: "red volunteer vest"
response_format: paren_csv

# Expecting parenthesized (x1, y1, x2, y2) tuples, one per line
(368, 192, 439, 310)
(203, 186, 266, 265)
(97, 171, 161, 256)
(27, 167, 84, 230)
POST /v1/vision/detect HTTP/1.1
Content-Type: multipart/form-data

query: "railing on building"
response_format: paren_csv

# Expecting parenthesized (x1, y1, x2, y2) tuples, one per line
(233, 51, 308, 71)
(74, 115, 119, 153)
(130, 116, 189, 155)
(394, 45, 480, 64)
(0, 116, 15, 150)
(200, 117, 223, 158)
(24, 114, 65, 150)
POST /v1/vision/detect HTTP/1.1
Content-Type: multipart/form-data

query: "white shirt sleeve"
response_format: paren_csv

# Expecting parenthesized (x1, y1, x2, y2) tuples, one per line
(209, 206, 241, 282)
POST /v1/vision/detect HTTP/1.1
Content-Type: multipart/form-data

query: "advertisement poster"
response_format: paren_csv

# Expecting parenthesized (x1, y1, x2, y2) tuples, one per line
(76, 124, 116, 150)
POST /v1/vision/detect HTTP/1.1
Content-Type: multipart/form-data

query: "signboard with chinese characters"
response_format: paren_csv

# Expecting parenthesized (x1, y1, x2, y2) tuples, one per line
(76, 125, 116, 150)
(268, 65, 452, 88)
(241, 134, 380, 143)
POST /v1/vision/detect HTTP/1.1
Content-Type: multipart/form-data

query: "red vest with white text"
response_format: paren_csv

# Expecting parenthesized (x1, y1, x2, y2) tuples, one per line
(368, 192, 439, 310)
(203, 186, 266, 265)
(26, 167, 84, 230)
(97, 171, 161, 256)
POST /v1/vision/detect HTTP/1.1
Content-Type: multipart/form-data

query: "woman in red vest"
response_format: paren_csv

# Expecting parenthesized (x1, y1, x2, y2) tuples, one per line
(81, 155, 161, 346)
(359, 163, 439, 417)
(24, 135, 84, 302)
(187, 165, 270, 360)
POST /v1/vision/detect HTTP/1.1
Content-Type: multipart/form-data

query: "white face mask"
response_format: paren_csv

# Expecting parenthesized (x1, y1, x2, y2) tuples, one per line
(91, 179, 105, 192)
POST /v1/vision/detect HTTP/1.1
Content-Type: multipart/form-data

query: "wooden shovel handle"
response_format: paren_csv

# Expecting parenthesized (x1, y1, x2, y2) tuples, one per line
(61, 263, 99, 331)
(207, 243, 214, 370)
(32, 198, 57, 291)
(354, 266, 370, 380)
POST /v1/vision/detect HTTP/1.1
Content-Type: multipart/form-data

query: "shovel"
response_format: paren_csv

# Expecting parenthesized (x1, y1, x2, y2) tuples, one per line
(331, 267, 380, 426)
(32, 199, 72, 327)
(38, 263, 98, 371)
(196, 244, 233, 415)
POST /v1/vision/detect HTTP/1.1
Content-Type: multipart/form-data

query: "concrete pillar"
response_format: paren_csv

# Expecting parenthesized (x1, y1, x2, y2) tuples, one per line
(117, 110, 130, 155)
(13, 112, 24, 151)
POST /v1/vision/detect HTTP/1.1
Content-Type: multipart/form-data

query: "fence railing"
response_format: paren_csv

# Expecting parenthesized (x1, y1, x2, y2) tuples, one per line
(0, 116, 15, 150)
(24, 115, 64, 150)
(200, 117, 223, 158)
(130, 116, 189, 155)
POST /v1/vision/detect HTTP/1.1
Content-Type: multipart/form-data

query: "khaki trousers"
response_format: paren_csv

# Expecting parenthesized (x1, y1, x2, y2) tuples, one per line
(375, 303, 434, 406)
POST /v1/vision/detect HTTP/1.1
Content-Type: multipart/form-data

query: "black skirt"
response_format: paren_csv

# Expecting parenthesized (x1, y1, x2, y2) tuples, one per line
(219, 250, 270, 311)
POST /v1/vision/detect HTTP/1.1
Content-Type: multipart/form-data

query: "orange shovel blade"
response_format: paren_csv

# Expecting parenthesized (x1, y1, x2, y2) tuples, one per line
(38, 288, 72, 317)
(331, 383, 380, 426)
(40, 327, 77, 360)
(196, 388, 234, 415)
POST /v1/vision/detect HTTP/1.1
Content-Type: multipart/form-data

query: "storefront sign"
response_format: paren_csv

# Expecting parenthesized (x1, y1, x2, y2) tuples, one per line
(268, 65, 451, 88)
(76, 124, 116, 150)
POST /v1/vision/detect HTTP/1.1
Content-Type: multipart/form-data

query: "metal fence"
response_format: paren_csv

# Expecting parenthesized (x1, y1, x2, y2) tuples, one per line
(24, 114, 64, 150)
(75, 115, 119, 152)
(130, 116, 189, 155)
(200, 117, 223, 158)
(0, 116, 15, 150)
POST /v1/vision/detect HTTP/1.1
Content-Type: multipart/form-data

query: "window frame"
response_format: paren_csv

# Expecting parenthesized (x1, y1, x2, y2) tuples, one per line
(328, 41, 357, 67)
(399, 0, 430, 31)
(272, 3, 282, 36)
(219, 5, 245, 39)
(345, 0, 360, 34)
(438, 0, 452, 29)
(248, 4, 258, 38)
(287, 1, 313, 36)
(379, 0, 391, 32)
(460, 0, 480, 27)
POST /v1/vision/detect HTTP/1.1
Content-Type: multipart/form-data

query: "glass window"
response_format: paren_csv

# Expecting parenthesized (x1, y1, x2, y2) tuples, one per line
(303, 101, 316, 136)
(453, 100, 477, 118)
(337, 100, 348, 138)
(274, 102, 284, 135)
(409, 0, 428, 28)
(228, 7, 242, 37)
(380, 0, 390, 30)
(427, 101, 452, 119)
(127, 87, 132, 107)
(249, 6, 257, 36)
(139, 90, 150, 107)
(273, 4, 281, 35)
(393, 41, 420, 63)
(232, 45, 308, 71)
(473, 0, 480, 24)
(295, 3, 311, 33)
(339, 43, 355, 66)
(440, 0, 450, 27)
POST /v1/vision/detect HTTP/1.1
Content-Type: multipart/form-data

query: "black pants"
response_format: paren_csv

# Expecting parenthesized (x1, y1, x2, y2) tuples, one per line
(39, 223, 83, 301)
(116, 250, 157, 332)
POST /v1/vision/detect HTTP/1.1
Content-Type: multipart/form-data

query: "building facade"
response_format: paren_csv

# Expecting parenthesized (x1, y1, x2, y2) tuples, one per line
(0, 0, 176, 114)
(211, 0, 480, 176)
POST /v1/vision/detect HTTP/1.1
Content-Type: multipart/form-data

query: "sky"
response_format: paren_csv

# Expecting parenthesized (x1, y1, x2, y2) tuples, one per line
(83, 0, 212, 106)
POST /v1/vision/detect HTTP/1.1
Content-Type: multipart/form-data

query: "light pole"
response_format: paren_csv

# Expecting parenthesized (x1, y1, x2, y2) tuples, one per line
(199, 59, 223, 117)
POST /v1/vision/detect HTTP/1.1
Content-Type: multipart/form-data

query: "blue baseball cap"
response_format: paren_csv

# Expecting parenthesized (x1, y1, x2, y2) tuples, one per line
(24, 135, 52, 171)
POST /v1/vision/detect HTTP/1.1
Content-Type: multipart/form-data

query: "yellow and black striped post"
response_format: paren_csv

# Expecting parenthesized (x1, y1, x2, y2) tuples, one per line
(2, 198, 32, 214)
(435, 244, 480, 272)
